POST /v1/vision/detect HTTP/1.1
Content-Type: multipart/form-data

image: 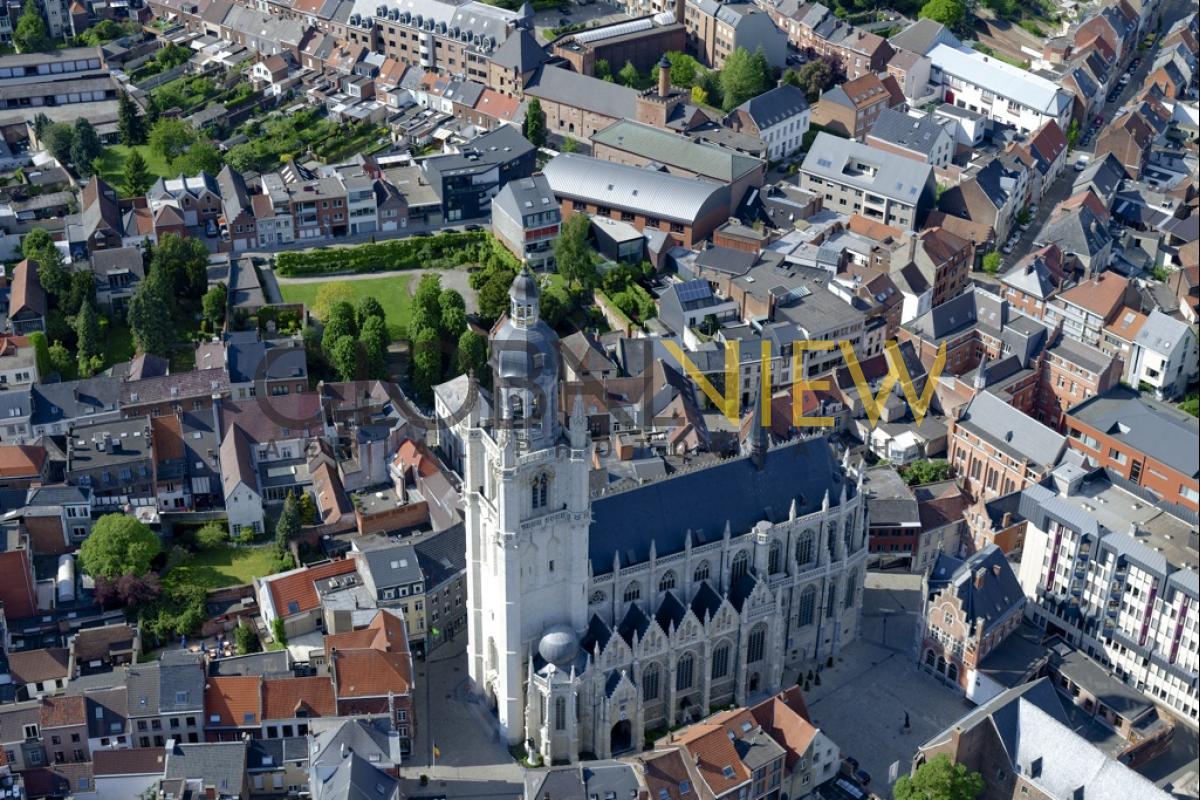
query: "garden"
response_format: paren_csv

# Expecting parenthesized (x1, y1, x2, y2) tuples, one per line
(280, 276, 414, 340)
(273, 230, 519, 277)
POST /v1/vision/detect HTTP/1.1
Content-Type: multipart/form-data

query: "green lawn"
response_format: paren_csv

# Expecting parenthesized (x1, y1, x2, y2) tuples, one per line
(102, 321, 136, 366)
(165, 544, 282, 590)
(94, 145, 175, 193)
(280, 276, 412, 339)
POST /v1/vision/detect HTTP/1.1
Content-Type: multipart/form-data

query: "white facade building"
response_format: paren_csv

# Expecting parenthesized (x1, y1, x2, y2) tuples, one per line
(1015, 469, 1200, 728)
(464, 270, 869, 763)
(928, 44, 1074, 134)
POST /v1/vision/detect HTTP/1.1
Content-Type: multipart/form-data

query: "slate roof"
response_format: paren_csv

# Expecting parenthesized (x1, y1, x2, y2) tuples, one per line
(1132, 308, 1193, 358)
(523, 65, 637, 120)
(955, 391, 1065, 469)
(867, 108, 948, 157)
(943, 544, 1023, 635)
(801, 133, 932, 205)
(592, 120, 761, 184)
(164, 741, 248, 797)
(734, 84, 809, 130)
(491, 27, 546, 72)
(590, 436, 847, 574)
(1067, 386, 1199, 478)
(1040, 204, 1111, 259)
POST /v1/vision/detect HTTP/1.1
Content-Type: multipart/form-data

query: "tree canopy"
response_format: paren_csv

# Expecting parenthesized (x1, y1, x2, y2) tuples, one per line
(719, 47, 771, 111)
(523, 97, 546, 148)
(919, 0, 966, 29)
(14, 0, 50, 53)
(554, 214, 597, 290)
(894, 755, 984, 800)
(78, 514, 162, 579)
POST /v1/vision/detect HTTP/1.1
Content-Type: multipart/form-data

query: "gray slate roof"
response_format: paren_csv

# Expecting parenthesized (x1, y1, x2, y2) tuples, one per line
(801, 133, 932, 205)
(956, 391, 1065, 469)
(734, 83, 809, 130)
(524, 65, 637, 120)
(866, 108, 948, 157)
(1067, 386, 1199, 478)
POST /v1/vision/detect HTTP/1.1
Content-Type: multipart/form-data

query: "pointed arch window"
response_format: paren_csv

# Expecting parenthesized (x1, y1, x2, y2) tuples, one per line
(798, 585, 816, 627)
(768, 541, 782, 574)
(676, 654, 694, 691)
(554, 696, 566, 730)
(731, 550, 749, 582)
(531, 473, 549, 509)
(747, 624, 767, 664)
(711, 643, 730, 679)
(623, 582, 641, 603)
(659, 571, 676, 592)
(796, 530, 815, 566)
(642, 663, 660, 701)
(693, 561, 710, 583)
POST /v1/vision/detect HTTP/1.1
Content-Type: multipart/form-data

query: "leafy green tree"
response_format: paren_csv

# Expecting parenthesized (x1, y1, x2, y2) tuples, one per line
(148, 117, 196, 164)
(594, 59, 612, 81)
(457, 329, 488, 377)
(150, 233, 209, 303)
(439, 290, 467, 339)
(1066, 119, 1080, 147)
(202, 283, 227, 330)
(174, 139, 222, 175)
(719, 47, 770, 111)
(560, 136, 579, 153)
(274, 490, 300, 552)
(894, 755, 984, 800)
(13, 0, 50, 53)
(902, 459, 951, 485)
(665, 51, 703, 88)
(477, 268, 516, 324)
(412, 326, 442, 400)
(413, 274, 444, 325)
(356, 295, 385, 328)
(195, 522, 228, 550)
(322, 301, 358, 345)
(234, 622, 261, 654)
(63, 270, 96, 318)
(523, 97, 546, 148)
(271, 617, 289, 647)
(297, 492, 318, 525)
(21, 228, 68, 299)
(555, 214, 597, 290)
(48, 340, 74, 379)
(313, 282, 356, 319)
(618, 60, 640, 87)
(78, 514, 162, 579)
(919, 0, 965, 28)
(43, 123, 75, 165)
(74, 301, 102, 377)
(144, 94, 161, 127)
(691, 85, 709, 105)
(328, 334, 361, 382)
(982, 251, 1002, 275)
(360, 315, 389, 379)
(71, 118, 103, 176)
(33, 113, 52, 140)
(118, 92, 145, 146)
(127, 276, 174, 355)
(787, 58, 835, 103)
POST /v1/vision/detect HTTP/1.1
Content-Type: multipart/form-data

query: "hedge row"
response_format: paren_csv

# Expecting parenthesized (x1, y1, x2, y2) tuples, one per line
(274, 231, 516, 276)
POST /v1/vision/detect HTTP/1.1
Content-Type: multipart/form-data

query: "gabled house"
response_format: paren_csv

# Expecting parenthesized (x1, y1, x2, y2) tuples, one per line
(937, 155, 1028, 242)
(80, 178, 123, 253)
(7, 260, 46, 336)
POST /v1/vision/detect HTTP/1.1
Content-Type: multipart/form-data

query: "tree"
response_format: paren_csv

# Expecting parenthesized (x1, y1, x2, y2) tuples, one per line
(21, 228, 68, 299)
(148, 117, 196, 164)
(174, 139, 222, 175)
(413, 274, 444, 326)
(144, 94, 161, 128)
(523, 97, 547, 148)
(118, 92, 145, 146)
(328, 334, 361, 382)
(439, 290, 467, 339)
(127, 277, 174, 356)
(96, 573, 162, 608)
(234, 622, 262, 654)
(719, 47, 770, 111)
(691, 85, 709, 105)
(595, 59, 612, 81)
(297, 492, 318, 526)
(43, 123, 75, 165)
(894, 755, 984, 800)
(457, 329, 488, 377)
(665, 51, 702, 88)
(982, 251, 1002, 275)
(71, 118, 103, 176)
(477, 268, 516, 324)
(555, 214, 597, 290)
(74, 301, 102, 377)
(560, 136, 579, 154)
(48, 340, 74, 379)
(78, 514, 162, 579)
(13, 0, 50, 53)
(313, 281, 356, 320)
(902, 459, 951, 485)
(789, 58, 835, 102)
(356, 295, 385, 328)
(619, 60, 641, 87)
(274, 491, 300, 551)
(412, 326, 442, 400)
(202, 283, 227, 330)
(33, 113, 52, 141)
(271, 617, 289, 647)
(919, 0, 965, 28)
(63, 269, 96, 318)
(360, 316, 389, 379)
(150, 233, 209, 303)
(322, 301, 358, 345)
(1066, 119, 1080, 147)
(195, 522, 228, 550)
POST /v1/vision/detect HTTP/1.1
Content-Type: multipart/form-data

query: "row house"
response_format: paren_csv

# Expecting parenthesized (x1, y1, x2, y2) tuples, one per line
(682, 0, 787, 70)
(948, 390, 1066, 501)
(770, 2, 893, 80)
(936, 153, 1029, 243)
(147, 173, 223, 227)
(809, 72, 902, 140)
(1005, 121, 1069, 208)
(1072, 0, 1140, 64)
(1044, 271, 1136, 349)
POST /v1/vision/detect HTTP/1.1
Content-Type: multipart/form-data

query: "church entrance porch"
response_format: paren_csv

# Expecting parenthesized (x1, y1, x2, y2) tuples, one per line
(610, 720, 633, 755)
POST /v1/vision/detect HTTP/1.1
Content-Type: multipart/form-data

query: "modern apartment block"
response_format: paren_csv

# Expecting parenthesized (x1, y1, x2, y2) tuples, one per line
(1014, 467, 1199, 728)
(928, 44, 1073, 134)
(799, 133, 935, 230)
(491, 175, 561, 271)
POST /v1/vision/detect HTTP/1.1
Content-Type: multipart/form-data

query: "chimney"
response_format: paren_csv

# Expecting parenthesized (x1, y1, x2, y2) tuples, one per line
(992, 563, 1002, 576)
(1001, 511, 1012, 528)
(974, 568, 986, 590)
(658, 54, 671, 98)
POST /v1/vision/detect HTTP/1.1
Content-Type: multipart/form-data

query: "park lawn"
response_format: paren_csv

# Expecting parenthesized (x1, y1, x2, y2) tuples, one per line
(94, 144, 175, 190)
(280, 275, 412, 339)
(165, 544, 282, 590)
(101, 321, 136, 366)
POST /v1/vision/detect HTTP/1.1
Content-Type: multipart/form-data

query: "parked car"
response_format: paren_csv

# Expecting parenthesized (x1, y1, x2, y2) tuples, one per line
(1075, 154, 1091, 171)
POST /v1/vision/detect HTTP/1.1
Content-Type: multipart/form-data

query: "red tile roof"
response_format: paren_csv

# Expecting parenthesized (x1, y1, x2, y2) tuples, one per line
(326, 611, 412, 699)
(0, 444, 46, 478)
(262, 676, 336, 719)
(8, 647, 69, 684)
(39, 695, 87, 729)
(267, 559, 357, 618)
(204, 675, 262, 728)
